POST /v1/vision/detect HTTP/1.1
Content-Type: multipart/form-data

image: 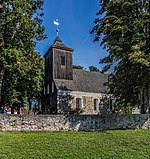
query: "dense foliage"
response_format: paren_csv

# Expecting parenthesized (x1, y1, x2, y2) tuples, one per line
(0, 0, 45, 113)
(73, 65, 84, 70)
(91, 0, 150, 113)
(89, 66, 99, 72)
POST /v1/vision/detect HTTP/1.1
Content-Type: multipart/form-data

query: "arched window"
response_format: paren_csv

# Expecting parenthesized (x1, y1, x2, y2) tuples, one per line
(52, 82, 54, 93)
(109, 99, 114, 111)
(76, 98, 82, 109)
(94, 99, 99, 111)
(47, 84, 49, 94)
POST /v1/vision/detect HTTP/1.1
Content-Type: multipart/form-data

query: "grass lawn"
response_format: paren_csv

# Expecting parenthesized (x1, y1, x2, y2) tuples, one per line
(0, 130, 150, 159)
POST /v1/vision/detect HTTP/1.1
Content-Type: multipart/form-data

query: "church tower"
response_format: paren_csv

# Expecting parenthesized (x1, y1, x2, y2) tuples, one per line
(43, 36, 73, 113)
(44, 36, 73, 82)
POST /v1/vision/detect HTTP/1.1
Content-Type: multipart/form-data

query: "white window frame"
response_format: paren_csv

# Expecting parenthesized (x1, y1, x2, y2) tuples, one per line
(94, 98, 99, 111)
(109, 99, 114, 111)
(76, 98, 82, 109)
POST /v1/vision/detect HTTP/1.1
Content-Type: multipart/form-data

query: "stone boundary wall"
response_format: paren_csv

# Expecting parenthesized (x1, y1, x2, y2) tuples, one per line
(0, 114, 150, 131)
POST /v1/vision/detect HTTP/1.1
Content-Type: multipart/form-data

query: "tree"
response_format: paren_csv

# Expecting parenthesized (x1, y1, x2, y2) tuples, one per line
(23, 52, 44, 111)
(89, 66, 99, 72)
(91, 0, 150, 113)
(0, 0, 45, 113)
(73, 65, 84, 70)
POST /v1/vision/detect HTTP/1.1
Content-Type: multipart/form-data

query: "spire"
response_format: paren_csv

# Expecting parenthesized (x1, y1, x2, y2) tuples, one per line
(54, 19, 59, 36)
(53, 36, 62, 43)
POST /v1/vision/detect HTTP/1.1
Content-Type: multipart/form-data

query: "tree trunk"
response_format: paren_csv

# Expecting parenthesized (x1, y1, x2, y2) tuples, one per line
(145, 83, 150, 113)
(11, 104, 15, 114)
(0, 69, 4, 106)
(28, 98, 32, 111)
(140, 88, 145, 114)
(17, 104, 20, 114)
(140, 84, 150, 114)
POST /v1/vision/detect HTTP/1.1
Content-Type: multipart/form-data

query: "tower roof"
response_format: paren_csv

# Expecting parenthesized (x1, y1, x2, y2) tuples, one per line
(53, 36, 62, 43)
(52, 36, 73, 51)
(44, 36, 73, 57)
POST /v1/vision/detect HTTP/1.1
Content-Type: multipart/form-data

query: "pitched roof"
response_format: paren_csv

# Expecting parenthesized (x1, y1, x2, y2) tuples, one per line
(54, 69, 109, 93)
(44, 36, 73, 57)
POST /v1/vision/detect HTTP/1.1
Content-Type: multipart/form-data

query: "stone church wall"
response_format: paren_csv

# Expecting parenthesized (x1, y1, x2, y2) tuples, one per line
(0, 114, 150, 131)
(59, 91, 106, 115)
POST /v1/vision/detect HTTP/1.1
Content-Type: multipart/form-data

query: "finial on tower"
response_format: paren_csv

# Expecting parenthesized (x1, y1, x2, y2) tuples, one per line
(54, 19, 59, 36)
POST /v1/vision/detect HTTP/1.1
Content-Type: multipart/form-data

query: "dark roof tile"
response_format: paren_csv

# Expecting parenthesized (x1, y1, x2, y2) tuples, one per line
(44, 36, 73, 57)
(52, 36, 73, 51)
(54, 69, 109, 93)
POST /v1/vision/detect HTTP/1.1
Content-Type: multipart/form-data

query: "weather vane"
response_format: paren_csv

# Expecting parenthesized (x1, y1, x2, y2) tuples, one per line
(54, 19, 59, 36)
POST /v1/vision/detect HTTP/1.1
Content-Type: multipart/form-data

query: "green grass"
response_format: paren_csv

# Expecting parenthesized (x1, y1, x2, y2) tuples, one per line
(0, 130, 150, 159)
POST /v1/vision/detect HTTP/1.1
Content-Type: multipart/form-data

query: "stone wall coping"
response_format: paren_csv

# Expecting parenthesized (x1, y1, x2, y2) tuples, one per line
(0, 114, 150, 117)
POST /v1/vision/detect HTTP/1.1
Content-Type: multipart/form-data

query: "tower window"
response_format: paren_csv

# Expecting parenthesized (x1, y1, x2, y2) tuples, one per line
(61, 56, 65, 65)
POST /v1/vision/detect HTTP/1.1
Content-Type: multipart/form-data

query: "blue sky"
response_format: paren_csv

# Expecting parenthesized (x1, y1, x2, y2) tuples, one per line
(36, 0, 107, 70)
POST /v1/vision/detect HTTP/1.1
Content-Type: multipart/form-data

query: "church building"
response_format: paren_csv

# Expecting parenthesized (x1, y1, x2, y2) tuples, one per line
(43, 36, 113, 114)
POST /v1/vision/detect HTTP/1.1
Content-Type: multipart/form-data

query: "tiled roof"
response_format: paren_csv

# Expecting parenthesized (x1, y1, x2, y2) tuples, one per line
(52, 36, 73, 51)
(54, 69, 109, 93)
(44, 36, 73, 57)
